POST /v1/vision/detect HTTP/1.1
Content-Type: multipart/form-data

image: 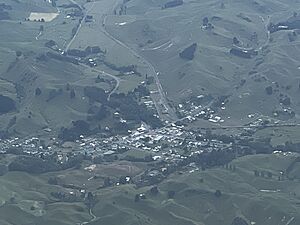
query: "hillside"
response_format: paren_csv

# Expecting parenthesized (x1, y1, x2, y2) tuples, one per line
(1, 1, 300, 224)
(0, 153, 299, 225)
(107, 0, 300, 125)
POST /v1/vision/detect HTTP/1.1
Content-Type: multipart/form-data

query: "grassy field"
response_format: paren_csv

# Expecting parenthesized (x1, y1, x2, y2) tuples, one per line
(0, 153, 299, 224)
(106, 0, 300, 125)
(255, 126, 300, 146)
(0, 0, 148, 136)
(1, 0, 300, 134)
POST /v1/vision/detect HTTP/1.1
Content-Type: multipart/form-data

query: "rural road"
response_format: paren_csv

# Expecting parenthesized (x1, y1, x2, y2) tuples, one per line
(64, 0, 121, 99)
(65, 1, 94, 52)
(65, 0, 177, 121)
(79, 208, 97, 225)
(258, 15, 271, 51)
(101, 1, 178, 122)
(89, 66, 121, 101)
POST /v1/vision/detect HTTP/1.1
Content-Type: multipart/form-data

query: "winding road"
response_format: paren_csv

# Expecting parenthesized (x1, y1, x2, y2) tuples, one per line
(65, 1, 93, 52)
(65, 0, 177, 121)
(101, 5, 178, 121)
(79, 208, 97, 225)
(258, 15, 271, 51)
(64, 0, 122, 100)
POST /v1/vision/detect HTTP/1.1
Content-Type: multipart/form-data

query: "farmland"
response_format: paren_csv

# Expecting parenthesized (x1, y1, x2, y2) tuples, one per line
(1, 0, 300, 224)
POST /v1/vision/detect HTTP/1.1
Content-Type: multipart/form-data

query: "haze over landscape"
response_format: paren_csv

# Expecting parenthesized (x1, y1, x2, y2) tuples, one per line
(0, 0, 300, 224)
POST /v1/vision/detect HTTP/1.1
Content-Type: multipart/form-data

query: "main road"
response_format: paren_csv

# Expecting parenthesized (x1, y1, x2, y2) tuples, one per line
(66, 0, 177, 121)
(64, 0, 122, 100)
(101, 2, 178, 121)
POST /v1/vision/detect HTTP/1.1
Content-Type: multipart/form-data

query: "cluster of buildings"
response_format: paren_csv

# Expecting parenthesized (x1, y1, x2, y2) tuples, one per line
(177, 96, 225, 124)
(0, 116, 231, 167)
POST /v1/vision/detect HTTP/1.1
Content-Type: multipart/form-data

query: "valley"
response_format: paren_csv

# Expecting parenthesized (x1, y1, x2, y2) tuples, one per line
(1, 0, 300, 224)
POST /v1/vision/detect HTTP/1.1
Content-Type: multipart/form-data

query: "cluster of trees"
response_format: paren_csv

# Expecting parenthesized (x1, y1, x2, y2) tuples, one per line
(238, 137, 273, 154)
(0, 95, 16, 114)
(133, 84, 150, 98)
(58, 83, 161, 141)
(114, 4, 127, 15)
(108, 93, 162, 128)
(211, 95, 229, 109)
(237, 13, 252, 23)
(189, 94, 213, 106)
(68, 9, 83, 18)
(50, 191, 81, 202)
(59, 3, 81, 10)
(265, 85, 273, 95)
(268, 16, 300, 33)
(123, 154, 153, 163)
(47, 88, 63, 102)
(202, 17, 214, 30)
(51, 0, 57, 7)
(278, 142, 300, 153)
(0, 3, 11, 20)
(59, 120, 92, 141)
(231, 217, 249, 225)
(179, 43, 197, 60)
(288, 31, 297, 42)
(67, 46, 103, 58)
(84, 191, 97, 209)
(233, 37, 240, 45)
(8, 155, 59, 174)
(8, 153, 85, 174)
(254, 170, 273, 178)
(45, 40, 57, 49)
(103, 61, 138, 74)
(46, 52, 79, 65)
(230, 48, 257, 59)
(279, 96, 291, 106)
(87, 105, 109, 122)
(164, 147, 236, 175)
(0, 3, 11, 10)
(35, 84, 75, 99)
(0, 164, 8, 176)
(224, 164, 237, 172)
(162, 0, 183, 9)
(84, 86, 108, 103)
(25, 18, 45, 22)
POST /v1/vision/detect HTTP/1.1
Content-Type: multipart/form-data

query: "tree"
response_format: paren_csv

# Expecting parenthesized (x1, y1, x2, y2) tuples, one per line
(293, 12, 298, 17)
(66, 83, 71, 91)
(233, 37, 240, 45)
(202, 17, 209, 26)
(16, 51, 22, 57)
(134, 194, 140, 202)
(214, 190, 222, 198)
(265, 86, 273, 95)
(280, 96, 291, 106)
(150, 186, 159, 195)
(85, 192, 96, 209)
(267, 172, 273, 179)
(35, 88, 42, 96)
(232, 165, 236, 172)
(48, 177, 58, 185)
(231, 217, 249, 225)
(70, 89, 76, 99)
(167, 190, 175, 199)
(103, 177, 111, 187)
(119, 176, 127, 185)
(179, 43, 197, 60)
